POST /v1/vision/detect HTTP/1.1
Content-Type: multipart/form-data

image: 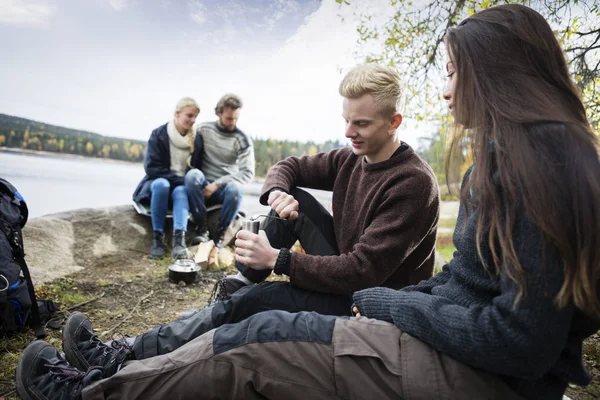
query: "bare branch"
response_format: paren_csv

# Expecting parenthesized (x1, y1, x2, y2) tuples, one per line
(575, 28, 600, 37)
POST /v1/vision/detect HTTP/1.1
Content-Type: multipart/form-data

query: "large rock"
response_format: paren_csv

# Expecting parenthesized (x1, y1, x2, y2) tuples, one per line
(22, 205, 153, 285)
(21, 205, 244, 285)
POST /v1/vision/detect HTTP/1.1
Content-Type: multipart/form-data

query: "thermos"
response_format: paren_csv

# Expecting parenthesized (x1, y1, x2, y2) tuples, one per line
(242, 219, 260, 234)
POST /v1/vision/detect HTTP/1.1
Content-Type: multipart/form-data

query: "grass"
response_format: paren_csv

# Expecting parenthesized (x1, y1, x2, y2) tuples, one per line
(435, 216, 457, 274)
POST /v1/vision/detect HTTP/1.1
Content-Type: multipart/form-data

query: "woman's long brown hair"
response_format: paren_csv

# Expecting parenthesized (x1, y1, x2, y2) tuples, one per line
(445, 5, 600, 318)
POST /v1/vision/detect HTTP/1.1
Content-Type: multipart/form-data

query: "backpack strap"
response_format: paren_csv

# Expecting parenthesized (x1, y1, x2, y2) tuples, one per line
(10, 225, 46, 339)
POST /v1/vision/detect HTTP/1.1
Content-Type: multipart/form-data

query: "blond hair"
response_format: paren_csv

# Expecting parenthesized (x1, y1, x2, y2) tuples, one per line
(174, 97, 200, 115)
(338, 64, 404, 117)
(215, 93, 243, 114)
(172, 97, 199, 153)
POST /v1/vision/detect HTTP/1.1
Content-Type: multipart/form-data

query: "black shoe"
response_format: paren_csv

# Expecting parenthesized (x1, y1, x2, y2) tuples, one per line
(191, 218, 210, 246)
(63, 312, 133, 379)
(172, 229, 190, 259)
(213, 226, 227, 249)
(16, 340, 103, 400)
(207, 276, 247, 305)
(150, 231, 165, 258)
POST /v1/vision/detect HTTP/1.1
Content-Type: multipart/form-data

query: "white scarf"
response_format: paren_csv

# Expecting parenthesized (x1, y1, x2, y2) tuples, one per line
(167, 120, 195, 177)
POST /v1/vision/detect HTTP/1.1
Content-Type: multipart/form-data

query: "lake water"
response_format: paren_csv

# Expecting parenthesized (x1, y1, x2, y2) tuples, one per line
(0, 151, 275, 218)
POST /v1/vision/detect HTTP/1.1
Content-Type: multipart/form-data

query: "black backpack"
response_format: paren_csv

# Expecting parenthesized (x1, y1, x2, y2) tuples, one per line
(0, 177, 57, 338)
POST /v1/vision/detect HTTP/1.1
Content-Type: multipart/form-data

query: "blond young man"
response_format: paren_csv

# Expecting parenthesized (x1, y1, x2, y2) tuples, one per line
(17, 64, 440, 400)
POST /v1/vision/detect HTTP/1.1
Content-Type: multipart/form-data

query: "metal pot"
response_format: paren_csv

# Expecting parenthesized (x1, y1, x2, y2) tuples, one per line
(168, 259, 201, 285)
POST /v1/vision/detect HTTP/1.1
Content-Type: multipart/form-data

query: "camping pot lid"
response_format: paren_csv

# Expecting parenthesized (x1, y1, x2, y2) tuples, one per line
(168, 259, 201, 274)
(168, 259, 201, 284)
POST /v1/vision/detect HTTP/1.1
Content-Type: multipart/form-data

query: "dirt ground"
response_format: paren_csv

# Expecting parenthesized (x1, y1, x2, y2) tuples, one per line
(1, 247, 599, 399)
(0, 247, 275, 399)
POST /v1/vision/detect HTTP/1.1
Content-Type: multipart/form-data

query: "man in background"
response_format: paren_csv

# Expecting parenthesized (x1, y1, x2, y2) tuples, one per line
(187, 94, 255, 248)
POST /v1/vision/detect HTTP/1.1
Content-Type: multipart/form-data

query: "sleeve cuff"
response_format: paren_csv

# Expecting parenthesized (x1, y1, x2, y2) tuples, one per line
(274, 247, 291, 276)
(352, 287, 399, 323)
(259, 187, 288, 205)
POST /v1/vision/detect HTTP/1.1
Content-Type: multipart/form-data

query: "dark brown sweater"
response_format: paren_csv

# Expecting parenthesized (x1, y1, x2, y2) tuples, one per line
(260, 145, 440, 295)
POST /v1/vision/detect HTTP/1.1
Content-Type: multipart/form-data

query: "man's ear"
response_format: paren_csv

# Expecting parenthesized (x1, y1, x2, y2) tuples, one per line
(389, 113, 403, 134)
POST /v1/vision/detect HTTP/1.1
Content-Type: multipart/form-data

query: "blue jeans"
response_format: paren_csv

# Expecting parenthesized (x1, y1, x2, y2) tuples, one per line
(149, 177, 190, 233)
(184, 169, 243, 230)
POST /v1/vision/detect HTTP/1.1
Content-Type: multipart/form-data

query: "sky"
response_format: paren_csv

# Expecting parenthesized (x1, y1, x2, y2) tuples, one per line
(0, 0, 434, 147)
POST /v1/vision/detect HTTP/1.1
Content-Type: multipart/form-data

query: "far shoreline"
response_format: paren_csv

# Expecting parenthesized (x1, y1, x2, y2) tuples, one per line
(0, 146, 143, 166)
(0, 147, 268, 181)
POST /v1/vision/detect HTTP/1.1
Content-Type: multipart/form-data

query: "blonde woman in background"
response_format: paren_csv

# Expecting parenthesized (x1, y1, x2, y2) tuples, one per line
(132, 97, 201, 259)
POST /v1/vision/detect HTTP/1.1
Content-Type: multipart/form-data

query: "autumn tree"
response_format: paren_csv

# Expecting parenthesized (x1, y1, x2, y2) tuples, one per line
(346, 0, 599, 128)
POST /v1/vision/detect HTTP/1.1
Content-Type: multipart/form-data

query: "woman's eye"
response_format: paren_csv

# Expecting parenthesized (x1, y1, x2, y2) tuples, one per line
(447, 72, 455, 78)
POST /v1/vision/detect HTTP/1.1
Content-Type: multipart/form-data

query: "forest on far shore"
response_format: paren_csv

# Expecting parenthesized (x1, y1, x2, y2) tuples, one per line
(0, 113, 345, 177)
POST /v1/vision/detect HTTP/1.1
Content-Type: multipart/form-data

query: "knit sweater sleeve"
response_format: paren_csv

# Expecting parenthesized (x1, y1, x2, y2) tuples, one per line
(400, 264, 451, 294)
(353, 215, 573, 379)
(259, 150, 343, 202)
(214, 136, 255, 187)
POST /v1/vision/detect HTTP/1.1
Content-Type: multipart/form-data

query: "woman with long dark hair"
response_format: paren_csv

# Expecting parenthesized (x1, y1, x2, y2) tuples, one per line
(15, 5, 600, 400)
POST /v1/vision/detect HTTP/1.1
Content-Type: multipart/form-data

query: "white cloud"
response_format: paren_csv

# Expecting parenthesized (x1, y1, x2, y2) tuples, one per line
(274, 0, 300, 14)
(0, 0, 56, 26)
(262, 0, 300, 31)
(188, 0, 207, 24)
(109, 0, 130, 11)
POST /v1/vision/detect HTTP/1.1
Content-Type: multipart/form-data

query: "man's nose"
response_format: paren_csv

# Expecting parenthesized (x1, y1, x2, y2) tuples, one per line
(344, 123, 355, 138)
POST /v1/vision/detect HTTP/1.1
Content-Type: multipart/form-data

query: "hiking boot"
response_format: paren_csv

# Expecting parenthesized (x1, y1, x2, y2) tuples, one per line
(63, 312, 134, 379)
(191, 218, 210, 246)
(150, 231, 165, 258)
(16, 340, 103, 400)
(172, 229, 191, 259)
(213, 226, 227, 249)
(207, 276, 247, 305)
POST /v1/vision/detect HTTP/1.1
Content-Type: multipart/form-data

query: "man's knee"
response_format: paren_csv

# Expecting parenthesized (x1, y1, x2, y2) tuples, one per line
(288, 187, 319, 209)
(150, 178, 170, 193)
(223, 182, 244, 201)
(185, 168, 206, 187)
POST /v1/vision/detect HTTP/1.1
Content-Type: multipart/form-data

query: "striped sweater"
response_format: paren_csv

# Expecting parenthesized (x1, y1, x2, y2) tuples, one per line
(195, 122, 255, 187)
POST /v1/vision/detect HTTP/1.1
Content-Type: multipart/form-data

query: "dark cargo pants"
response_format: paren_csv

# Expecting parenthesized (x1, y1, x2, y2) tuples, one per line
(83, 310, 523, 400)
(132, 187, 352, 359)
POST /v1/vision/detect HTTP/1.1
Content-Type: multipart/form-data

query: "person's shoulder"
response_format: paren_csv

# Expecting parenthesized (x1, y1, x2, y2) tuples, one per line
(150, 123, 168, 139)
(197, 121, 217, 133)
(402, 144, 436, 179)
(385, 144, 439, 196)
(233, 127, 252, 149)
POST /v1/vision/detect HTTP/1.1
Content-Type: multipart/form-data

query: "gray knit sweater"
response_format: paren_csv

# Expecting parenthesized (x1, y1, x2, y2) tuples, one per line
(196, 122, 255, 187)
(353, 170, 599, 400)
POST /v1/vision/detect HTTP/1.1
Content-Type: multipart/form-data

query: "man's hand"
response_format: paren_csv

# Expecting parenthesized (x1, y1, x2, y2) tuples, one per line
(267, 190, 299, 220)
(203, 183, 219, 199)
(352, 306, 361, 317)
(235, 230, 279, 270)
